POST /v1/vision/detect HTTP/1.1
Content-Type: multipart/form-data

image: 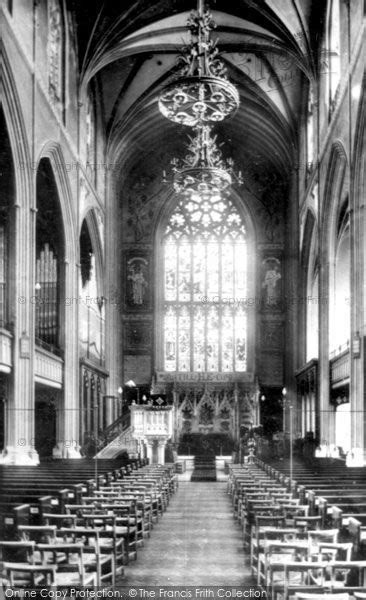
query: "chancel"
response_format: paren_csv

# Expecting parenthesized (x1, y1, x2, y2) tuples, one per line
(0, 0, 365, 590)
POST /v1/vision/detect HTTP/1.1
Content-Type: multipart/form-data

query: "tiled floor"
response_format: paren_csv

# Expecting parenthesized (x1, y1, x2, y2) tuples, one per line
(119, 478, 254, 586)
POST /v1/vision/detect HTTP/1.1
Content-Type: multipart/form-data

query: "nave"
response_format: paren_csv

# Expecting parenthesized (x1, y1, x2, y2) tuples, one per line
(120, 481, 251, 586)
(0, 458, 253, 588)
(3, 454, 366, 596)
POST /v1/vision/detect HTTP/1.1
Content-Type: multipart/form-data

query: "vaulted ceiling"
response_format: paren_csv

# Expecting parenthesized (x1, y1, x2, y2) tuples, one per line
(70, 0, 327, 199)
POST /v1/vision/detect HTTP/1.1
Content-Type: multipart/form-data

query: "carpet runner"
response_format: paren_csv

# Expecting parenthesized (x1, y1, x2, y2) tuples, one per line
(191, 454, 217, 481)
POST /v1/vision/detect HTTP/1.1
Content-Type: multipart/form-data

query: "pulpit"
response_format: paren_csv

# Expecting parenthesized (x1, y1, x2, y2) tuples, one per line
(130, 402, 173, 464)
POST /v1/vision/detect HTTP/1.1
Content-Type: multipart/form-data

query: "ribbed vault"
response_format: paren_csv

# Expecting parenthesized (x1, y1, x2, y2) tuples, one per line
(67, 0, 327, 202)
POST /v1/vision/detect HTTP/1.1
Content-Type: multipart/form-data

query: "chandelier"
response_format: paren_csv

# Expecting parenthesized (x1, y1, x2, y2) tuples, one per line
(163, 126, 242, 198)
(158, 1, 239, 127)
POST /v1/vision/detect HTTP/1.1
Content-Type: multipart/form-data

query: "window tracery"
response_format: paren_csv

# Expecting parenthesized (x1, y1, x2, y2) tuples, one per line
(163, 193, 247, 372)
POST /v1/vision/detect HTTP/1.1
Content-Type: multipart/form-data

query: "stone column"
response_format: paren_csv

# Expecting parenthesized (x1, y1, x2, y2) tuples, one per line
(284, 167, 300, 423)
(53, 259, 81, 458)
(1, 203, 39, 464)
(318, 211, 333, 445)
(105, 395, 114, 427)
(104, 173, 123, 399)
(348, 141, 365, 465)
(157, 439, 167, 465)
(145, 439, 153, 464)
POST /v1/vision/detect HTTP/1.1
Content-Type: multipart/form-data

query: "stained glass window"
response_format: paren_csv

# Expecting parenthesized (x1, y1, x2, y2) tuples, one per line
(163, 193, 247, 372)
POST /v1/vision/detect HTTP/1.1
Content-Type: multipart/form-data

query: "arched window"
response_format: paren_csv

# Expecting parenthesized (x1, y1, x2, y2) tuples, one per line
(163, 193, 247, 373)
(327, 0, 341, 112)
(79, 219, 105, 366)
(86, 93, 96, 171)
(47, 0, 63, 105)
(329, 199, 350, 353)
(306, 249, 319, 362)
(36, 159, 64, 350)
(306, 85, 314, 175)
(0, 108, 14, 328)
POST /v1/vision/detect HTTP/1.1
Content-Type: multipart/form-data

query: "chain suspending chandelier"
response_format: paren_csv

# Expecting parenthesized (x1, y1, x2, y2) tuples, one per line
(159, 1, 242, 200)
(158, 0, 239, 127)
(163, 126, 242, 198)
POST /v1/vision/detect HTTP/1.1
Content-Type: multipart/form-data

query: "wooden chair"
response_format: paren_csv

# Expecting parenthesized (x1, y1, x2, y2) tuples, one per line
(260, 540, 311, 587)
(286, 587, 326, 600)
(100, 502, 141, 560)
(0, 540, 36, 564)
(42, 513, 78, 527)
(282, 504, 310, 524)
(308, 529, 339, 559)
(244, 503, 284, 548)
(255, 530, 306, 584)
(58, 526, 115, 586)
(269, 561, 328, 600)
(2, 562, 56, 587)
(316, 543, 353, 562)
(294, 594, 350, 600)
(80, 513, 125, 570)
(251, 521, 297, 581)
(18, 525, 58, 543)
(36, 543, 97, 587)
(327, 560, 366, 589)
(294, 516, 322, 532)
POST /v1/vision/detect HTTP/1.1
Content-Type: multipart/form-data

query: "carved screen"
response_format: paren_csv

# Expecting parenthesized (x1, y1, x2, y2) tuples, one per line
(48, 0, 63, 104)
(163, 193, 247, 372)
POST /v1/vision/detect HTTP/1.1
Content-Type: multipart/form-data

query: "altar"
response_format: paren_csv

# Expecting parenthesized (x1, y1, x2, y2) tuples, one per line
(153, 372, 260, 446)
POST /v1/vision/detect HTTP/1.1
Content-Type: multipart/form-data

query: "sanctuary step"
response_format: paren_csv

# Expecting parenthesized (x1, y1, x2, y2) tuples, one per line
(191, 454, 217, 482)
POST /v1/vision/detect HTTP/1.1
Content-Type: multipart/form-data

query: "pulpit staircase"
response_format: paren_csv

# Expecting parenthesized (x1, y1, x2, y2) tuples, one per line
(95, 411, 138, 458)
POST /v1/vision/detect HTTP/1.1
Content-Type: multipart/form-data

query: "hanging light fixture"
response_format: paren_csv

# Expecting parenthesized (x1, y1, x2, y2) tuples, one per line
(158, 0, 239, 127)
(163, 125, 242, 198)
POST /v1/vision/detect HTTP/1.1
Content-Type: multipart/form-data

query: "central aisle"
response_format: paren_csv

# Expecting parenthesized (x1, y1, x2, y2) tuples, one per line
(121, 481, 254, 586)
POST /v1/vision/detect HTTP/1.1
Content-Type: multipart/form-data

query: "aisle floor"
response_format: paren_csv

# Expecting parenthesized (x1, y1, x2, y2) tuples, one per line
(120, 481, 254, 586)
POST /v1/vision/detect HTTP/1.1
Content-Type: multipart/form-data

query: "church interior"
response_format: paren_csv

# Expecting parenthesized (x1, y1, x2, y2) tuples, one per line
(0, 0, 366, 591)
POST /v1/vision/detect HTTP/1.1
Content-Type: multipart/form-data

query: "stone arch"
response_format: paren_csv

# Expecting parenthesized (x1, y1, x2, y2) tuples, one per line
(34, 143, 79, 457)
(318, 140, 349, 448)
(1, 47, 32, 209)
(322, 143, 349, 353)
(346, 74, 366, 465)
(80, 208, 104, 300)
(35, 143, 77, 266)
(0, 49, 40, 464)
(300, 210, 319, 364)
(154, 187, 257, 374)
(322, 140, 348, 248)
